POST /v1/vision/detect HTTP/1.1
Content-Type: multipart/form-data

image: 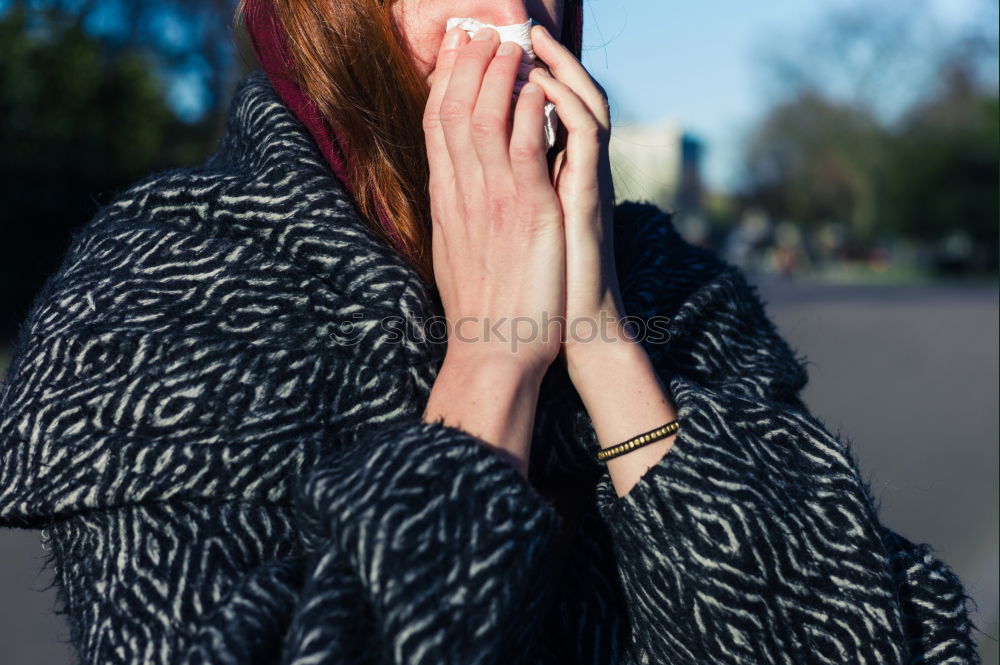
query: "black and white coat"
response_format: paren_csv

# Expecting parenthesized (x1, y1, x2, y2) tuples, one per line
(0, 72, 981, 665)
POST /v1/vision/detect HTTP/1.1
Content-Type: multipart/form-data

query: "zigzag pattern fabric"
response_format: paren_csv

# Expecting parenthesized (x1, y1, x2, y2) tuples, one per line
(0, 72, 980, 664)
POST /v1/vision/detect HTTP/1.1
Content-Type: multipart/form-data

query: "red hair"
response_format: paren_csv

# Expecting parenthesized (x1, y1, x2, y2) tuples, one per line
(238, 1, 584, 286)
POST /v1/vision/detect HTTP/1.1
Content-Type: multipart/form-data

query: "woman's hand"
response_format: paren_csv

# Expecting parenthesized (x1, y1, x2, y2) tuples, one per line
(423, 25, 567, 379)
(528, 25, 680, 497)
(420, 26, 568, 476)
(527, 25, 630, 371)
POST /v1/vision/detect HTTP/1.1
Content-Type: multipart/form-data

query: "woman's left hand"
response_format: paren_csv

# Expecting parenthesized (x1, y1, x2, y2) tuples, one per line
(528, 25, 630, 367)
(529, 27, 681, 496)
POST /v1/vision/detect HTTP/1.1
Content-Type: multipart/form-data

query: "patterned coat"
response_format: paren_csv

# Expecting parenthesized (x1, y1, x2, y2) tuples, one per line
(0, 72, 981, 665)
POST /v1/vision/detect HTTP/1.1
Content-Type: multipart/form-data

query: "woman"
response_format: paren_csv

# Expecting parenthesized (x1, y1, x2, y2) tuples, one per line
(0, 0, 981, 663)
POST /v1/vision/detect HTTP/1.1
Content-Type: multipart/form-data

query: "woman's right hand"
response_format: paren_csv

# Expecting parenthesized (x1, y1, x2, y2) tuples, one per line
(422, 26, 567, 382)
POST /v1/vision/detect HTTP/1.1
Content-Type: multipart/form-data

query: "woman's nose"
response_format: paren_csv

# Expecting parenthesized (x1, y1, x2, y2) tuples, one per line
(458, 0, 531, 26)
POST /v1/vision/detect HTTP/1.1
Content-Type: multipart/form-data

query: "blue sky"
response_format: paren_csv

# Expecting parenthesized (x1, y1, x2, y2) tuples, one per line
(580, 0, 991, 191)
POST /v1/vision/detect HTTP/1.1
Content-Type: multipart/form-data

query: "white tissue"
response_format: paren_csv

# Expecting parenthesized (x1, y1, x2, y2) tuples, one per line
(446, 17, 559, 150)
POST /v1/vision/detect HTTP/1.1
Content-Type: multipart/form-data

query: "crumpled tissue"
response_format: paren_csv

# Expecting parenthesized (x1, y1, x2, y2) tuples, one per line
(446, 17, 559, 150)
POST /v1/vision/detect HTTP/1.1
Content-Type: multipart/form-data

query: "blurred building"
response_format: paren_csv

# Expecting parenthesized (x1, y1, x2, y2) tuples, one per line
(609, 118, 704, 215)
(676, 134, 705, 215)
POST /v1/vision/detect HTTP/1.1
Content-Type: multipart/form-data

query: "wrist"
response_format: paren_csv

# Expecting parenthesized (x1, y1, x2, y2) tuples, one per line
(562, 326, 680, 498)
(443, 343, 550, 388)
(425, 347, 543, 478)
(565, 328, 645, 387)
(563, 297, 635, 355)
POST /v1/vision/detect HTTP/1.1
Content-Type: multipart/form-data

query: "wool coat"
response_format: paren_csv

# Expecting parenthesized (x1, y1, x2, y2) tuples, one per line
(0, 72, 981, 665)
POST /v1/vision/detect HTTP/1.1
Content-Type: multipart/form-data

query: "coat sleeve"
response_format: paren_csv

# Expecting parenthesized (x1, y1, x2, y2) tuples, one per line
(84, 419, 564, 665)
(284, 417, 563, 665)
(0, 217, 565, 665)
(573, 203, 982, 664)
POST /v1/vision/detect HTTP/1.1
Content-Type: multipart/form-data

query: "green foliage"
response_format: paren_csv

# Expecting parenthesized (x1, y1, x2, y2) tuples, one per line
(742, 91, 887, 243)
(0, 6, 226, 340)
(0, 8, 173, 181)
(743, 69, 998, 253)
(881, 66, 999, 245)
(742, 4, 999, 265)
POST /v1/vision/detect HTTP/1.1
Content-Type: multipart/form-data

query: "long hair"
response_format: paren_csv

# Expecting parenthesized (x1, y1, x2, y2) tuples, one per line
(236, 1, 583, 286)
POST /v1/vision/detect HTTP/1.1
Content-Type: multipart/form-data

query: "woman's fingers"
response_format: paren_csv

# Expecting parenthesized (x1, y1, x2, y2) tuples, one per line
(470, 41, 523, 187)
(440, 28, 500, 187)
(528, 67, 604, 176)
(510, 82, 559, 207)
(424, 27, 470, 191)
(530, 24, 610, 130)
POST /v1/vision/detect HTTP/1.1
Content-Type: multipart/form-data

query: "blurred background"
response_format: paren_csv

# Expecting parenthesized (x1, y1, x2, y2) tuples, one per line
(0, 0, 996, 662)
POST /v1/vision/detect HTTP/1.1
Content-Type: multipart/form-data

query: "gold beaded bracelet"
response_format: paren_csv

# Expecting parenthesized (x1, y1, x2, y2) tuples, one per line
(595, 419, 680, 462)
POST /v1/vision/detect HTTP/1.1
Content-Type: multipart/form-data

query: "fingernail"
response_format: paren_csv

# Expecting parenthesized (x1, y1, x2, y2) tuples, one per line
(473, 27, 495, 41)
(498, 42, 516, 56)
(443, 28, 462, 50)
(522, 82, 539, 94)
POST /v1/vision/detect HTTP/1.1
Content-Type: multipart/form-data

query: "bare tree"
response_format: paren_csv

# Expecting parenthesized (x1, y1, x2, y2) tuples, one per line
(754, 0, 948, 123)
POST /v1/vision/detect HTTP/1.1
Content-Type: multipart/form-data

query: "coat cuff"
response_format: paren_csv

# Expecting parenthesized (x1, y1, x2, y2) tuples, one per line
(589, 374, 911, 663)
(295, 417, 562, 665)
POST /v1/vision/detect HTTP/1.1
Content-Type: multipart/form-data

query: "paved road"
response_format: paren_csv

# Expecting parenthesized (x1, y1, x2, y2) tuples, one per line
(1, 279, 997, 663)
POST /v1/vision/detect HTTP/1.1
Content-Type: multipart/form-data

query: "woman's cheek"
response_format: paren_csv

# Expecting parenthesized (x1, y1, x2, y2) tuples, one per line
(410, 38, 440, 81)
(390, 4, 440, 80)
